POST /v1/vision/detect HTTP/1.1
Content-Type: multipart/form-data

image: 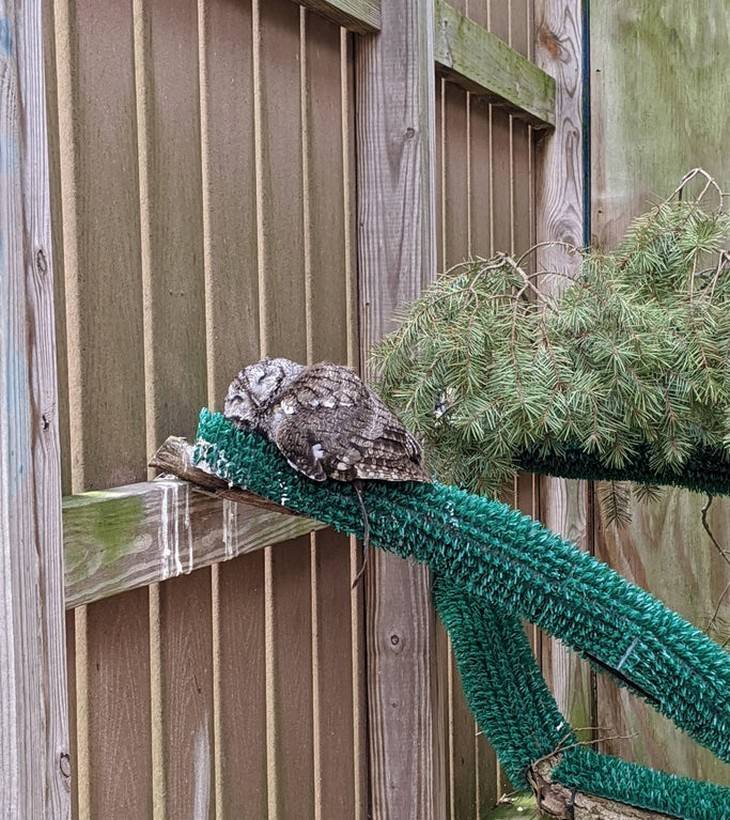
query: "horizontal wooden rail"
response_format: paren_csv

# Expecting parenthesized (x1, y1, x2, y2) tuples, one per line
(63, 437, 324, 608)
(434, 0, 556, 128)
(294, 0, 380, 32)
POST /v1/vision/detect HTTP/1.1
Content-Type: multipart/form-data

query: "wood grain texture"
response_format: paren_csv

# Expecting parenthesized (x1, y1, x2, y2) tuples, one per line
(294, 0, 380, 33)
(591, 0, 730, 782)
(76, 589, 153, 819)
(534, 0, 594, 742)
(356, 0, 447, 816)
(435, 1, 555, 128)
(134, 0, 207, 455)
(53, 0, 147, 490)
(303, 14, 366, 818)
(63, 476, 324, 609)
(253, 4, 314, 816)
(214, 550, 268, 818)
(0, 0, 70, 814)
(156, 568, 215, 819)
(198, 0, 259, 408)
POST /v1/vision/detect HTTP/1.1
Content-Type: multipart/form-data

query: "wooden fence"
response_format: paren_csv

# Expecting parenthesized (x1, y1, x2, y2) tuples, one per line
(10, 0, 725, 818)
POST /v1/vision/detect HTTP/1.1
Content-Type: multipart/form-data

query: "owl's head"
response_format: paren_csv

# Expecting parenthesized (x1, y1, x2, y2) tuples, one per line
(224, 357, 304, 429)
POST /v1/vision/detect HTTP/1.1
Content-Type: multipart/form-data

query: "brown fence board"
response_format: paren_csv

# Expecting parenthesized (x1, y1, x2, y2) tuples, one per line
(215, 551, 268, 817)
(199, 0, 260, 407)
(54, 0, 146, 491)
(157, 570, 215, 818)
(77, 590, 153, 819)
(135, 0, 207, 453)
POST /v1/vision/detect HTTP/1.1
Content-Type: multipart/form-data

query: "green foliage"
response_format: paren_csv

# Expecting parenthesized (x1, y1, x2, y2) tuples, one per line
(373, 190, 730, 504)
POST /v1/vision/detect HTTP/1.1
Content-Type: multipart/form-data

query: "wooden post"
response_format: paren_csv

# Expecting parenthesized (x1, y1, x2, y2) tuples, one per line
(0, 0, 70, 816)
(355, 4, 447, 818)
(534, 0, 595, 737)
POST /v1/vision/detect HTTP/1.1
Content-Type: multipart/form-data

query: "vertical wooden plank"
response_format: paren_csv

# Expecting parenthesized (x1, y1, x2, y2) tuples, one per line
(197, 1, 266, 816)
(253, 2, 313, 816)
(156, 569, 215, 819)
(66, 613, 79, 819)
(303, 12, 365, 820)
(134, 0, 207, 453)
(0, 0, 70, 814)
(468, 94, 491, 257)
(356, 1, 447, 817)
(43, 0, 72, 495)
(215, 550, 268, 818)
(198, 0, 259, 408)
(54, 0, 147, 491)
(591, 0, 730, 781)
(78, 590, 153, 818)
(440, 71, 478, 820)
(534, 0, 593, 739)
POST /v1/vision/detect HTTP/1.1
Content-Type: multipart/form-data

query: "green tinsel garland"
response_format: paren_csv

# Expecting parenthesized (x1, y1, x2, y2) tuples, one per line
(194, 410, 730, 816)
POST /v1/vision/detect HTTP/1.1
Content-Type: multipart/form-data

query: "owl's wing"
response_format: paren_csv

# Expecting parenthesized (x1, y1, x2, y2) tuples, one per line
(273, 364, 428, 482)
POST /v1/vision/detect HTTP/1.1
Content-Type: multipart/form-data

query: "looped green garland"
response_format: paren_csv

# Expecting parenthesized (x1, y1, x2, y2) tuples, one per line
(194, 409, 730, 818)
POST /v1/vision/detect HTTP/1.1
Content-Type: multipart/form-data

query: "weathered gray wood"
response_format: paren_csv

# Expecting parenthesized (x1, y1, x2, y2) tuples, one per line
(534, 0, 594, 745)
(293, 0, 380, 32)
(528, 757, 671, 819)
(434, 1, 555, 128)
(63, 439, 324, 609)
(356, 0, 447, 817)
(0, 0, 70, 815)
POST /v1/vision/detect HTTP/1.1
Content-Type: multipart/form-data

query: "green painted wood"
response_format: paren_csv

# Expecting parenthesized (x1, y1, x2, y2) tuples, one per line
(434, 1, 555, 128)
(294, 0, 380, 32)
(591, 0, 730, 786)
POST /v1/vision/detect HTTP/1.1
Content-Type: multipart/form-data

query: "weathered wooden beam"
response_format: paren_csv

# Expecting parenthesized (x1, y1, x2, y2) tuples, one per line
(434, 0, 556, 128)
(63, 438, 324, 609)
(534, 0, 595, 776)
(356, 0, 447, 817)
(293, 0, 380, 32)
(0, 0, 71, 814)
(528, 757, 671, 819)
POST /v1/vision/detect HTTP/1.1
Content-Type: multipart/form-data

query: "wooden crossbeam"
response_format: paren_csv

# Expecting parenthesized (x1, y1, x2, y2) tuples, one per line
(434, 0, 556, 128)
(293, 0, 380, 32)
(63, 438, 324, 609)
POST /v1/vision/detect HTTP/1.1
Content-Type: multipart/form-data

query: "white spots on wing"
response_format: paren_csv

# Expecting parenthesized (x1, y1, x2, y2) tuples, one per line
(312, 443, 325, 460)
(281, 399, 296, 415)
(337, 461, 349, 471)
(322, 397, 336, 408)
(309, 398, 320, 408)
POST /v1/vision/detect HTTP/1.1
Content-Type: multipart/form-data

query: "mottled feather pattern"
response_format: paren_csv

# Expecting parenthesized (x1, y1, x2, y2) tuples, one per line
(223, 358, 430, 484)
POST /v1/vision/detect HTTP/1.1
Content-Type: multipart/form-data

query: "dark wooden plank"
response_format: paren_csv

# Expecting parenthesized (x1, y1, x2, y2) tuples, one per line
(303, 12, 365, 818)
(79, 589, 153, 818)
(198, 0, 259, 408)
(0, 0, 70, 813)
(254, 3, 314, 814)
(54, 0, 147, 490)
(156, 569, 215, 818)
(215, 551, 268, 817)
(356, 0, 447, 816)
(135, 0, 207, 454)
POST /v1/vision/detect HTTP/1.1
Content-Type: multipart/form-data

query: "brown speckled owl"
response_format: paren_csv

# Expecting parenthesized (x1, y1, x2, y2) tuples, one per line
(223, 357, 430, 484)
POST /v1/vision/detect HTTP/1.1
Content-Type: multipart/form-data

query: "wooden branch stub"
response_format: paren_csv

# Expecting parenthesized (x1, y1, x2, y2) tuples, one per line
(150, 435, 306, 517)
(527, 756, 672, 820)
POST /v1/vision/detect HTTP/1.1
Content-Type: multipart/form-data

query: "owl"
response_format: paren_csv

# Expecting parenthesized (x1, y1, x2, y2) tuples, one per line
(224, 357, 430, 586)
(223, 357, 430, 485)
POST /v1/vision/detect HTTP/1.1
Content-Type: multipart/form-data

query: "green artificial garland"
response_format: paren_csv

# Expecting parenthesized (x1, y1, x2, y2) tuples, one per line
(194, 410, 730, 818)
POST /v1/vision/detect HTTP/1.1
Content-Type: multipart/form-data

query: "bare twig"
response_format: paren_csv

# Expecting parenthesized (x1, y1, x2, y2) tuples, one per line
(701, 494, 730, 569)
